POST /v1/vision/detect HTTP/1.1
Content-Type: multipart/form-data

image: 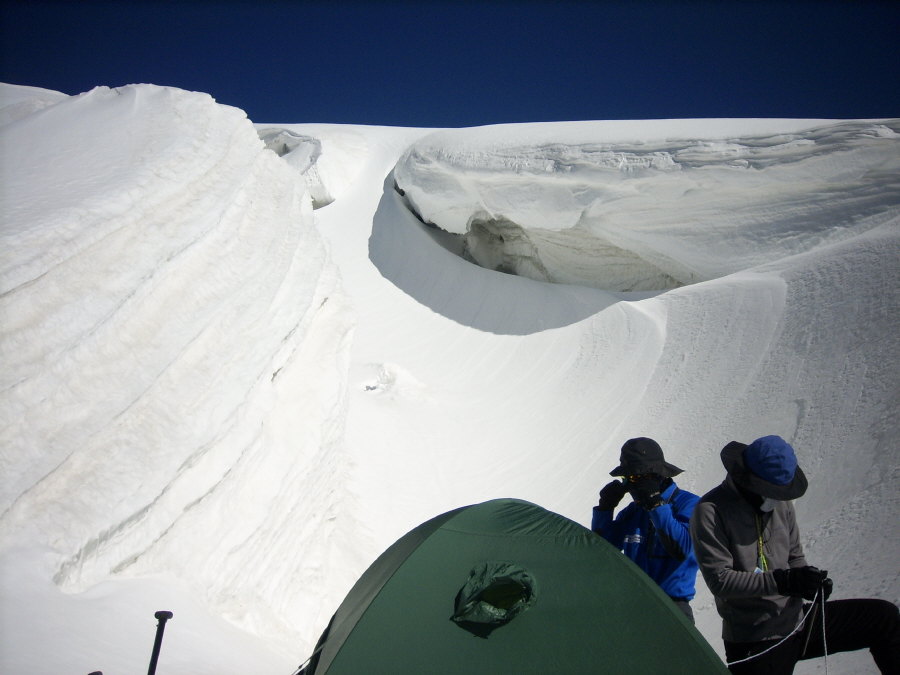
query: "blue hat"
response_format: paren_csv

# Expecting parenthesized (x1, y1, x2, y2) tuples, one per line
(744, 436, 797, 485)
(721, 435, 807, 500)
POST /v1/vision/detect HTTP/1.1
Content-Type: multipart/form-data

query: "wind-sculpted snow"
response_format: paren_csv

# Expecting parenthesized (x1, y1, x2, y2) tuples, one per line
(2, 84, 898, 675)
(0, 84, 356, 666)
(257, 123, 369, 208)
(394, 119, 900, 291)
(0, 82, 67, 126)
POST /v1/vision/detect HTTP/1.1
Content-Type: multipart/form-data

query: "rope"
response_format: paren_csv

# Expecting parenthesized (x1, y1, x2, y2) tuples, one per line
(820, 594, 828, 674)
(290, 642, 325, 675)
(725, 588, 823, 667)
(754, 515, 769, 572)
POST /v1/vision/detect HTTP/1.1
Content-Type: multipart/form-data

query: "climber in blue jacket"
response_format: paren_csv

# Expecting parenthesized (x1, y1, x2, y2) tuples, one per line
(592, 437, 700, 622)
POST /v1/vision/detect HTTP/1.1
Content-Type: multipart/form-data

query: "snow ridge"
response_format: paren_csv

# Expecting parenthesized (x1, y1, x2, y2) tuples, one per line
(0, 84, 357, 656)
(394, 119, 900, 291)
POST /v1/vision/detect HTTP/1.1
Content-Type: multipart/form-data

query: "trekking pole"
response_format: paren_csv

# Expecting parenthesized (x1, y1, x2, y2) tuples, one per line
(147, 610, 174, 675)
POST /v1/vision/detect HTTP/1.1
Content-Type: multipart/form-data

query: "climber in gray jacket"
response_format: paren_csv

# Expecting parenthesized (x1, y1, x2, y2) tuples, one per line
(690, 435, 899, 674)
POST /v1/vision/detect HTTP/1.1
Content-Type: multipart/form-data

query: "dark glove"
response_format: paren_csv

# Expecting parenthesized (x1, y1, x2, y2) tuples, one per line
(598, 480, 627, 511)
(821, 576, 833, 599)
(773, 566, 830, 600)
(627, 477, 664, 510)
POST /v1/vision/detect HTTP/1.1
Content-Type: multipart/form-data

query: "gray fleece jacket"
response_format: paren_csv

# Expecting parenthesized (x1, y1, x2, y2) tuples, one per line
(690, 475, 808, 643)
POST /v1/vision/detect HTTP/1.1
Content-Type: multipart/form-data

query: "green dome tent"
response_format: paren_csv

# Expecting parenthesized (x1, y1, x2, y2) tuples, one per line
(298, 498, 727, 674)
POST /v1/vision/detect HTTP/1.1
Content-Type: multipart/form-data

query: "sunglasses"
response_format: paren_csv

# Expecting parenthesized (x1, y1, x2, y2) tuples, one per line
(624, 473, 660, 484)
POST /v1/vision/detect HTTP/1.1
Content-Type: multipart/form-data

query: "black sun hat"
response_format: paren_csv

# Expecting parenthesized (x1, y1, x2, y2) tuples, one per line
(721, 435, 808, 500)
(610, 437, 683, 478)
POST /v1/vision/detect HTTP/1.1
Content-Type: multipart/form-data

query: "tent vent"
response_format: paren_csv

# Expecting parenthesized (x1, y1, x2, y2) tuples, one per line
(451, 561, 536, 638)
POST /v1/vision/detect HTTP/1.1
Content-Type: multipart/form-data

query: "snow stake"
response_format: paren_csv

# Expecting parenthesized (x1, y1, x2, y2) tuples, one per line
(147, 610, 174, 675)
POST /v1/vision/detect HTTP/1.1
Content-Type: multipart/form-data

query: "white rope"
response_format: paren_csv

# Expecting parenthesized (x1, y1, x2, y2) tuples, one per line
(291, 642, 325, 675)
(820, 595, 828, 675)
(726, 589, 822, 667)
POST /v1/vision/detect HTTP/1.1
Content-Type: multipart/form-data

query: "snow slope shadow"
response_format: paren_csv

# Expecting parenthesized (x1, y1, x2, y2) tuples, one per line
(369, 174, 634, 335)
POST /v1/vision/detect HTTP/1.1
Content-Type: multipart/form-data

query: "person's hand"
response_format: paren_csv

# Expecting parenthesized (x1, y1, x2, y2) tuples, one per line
(631, 489, 662, 510)
(598, 480, 627, 511)
(627, 477, 663, 510)
(773, 566, 830, 600)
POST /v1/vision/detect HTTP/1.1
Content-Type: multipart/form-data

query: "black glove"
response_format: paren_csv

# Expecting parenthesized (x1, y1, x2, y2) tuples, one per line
(773, 566, 830, 600)
(598, 480, 627, 511)
(627, 477, 664, 510)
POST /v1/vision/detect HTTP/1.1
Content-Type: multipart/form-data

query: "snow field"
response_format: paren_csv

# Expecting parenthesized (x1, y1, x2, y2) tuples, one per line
(1, 83, 897, 673)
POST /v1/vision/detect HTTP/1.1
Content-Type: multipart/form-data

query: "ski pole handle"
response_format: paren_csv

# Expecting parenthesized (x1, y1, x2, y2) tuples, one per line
(147, 610, 174, 675)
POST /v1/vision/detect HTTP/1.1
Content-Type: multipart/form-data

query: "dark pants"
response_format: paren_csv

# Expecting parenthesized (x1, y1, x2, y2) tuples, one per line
(671, 598, 694, 624)
(724, 598, 900, 674)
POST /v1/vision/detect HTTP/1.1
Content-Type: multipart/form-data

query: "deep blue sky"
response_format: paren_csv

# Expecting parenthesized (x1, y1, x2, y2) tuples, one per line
(2, 0, 898, 127)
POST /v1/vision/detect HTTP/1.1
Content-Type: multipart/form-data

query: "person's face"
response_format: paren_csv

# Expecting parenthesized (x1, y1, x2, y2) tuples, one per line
(624, 473, 662, 493)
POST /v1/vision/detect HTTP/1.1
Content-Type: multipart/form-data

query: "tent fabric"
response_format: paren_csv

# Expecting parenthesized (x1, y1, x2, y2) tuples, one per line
(450, 560, 537, 637)
(300, 498, 727, 674)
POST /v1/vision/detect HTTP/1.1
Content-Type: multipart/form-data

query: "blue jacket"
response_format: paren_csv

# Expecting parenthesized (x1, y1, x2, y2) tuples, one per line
(592, 481, 700, 600)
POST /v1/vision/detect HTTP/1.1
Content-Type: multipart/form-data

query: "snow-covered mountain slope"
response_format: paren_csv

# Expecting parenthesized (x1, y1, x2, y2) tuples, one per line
(1, 84, 353, 673)
(1, 83, 897, 674)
